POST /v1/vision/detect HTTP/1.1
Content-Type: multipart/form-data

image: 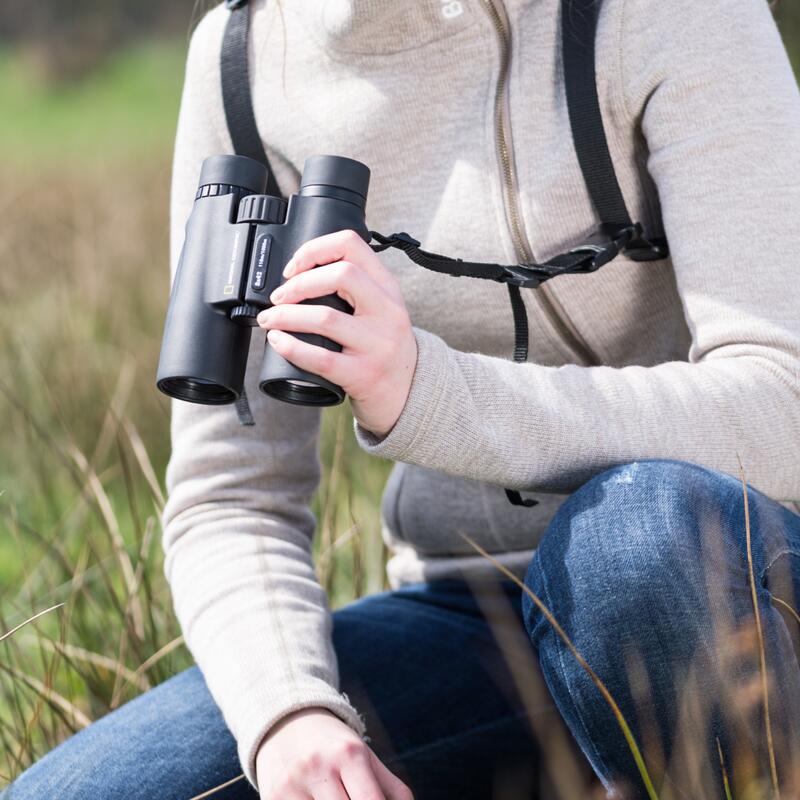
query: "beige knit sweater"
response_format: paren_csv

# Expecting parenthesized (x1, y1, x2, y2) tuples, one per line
(161, 0, 800, 788)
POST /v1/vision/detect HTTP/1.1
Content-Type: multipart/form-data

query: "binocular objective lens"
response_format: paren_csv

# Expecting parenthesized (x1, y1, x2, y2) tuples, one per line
(158, 377, 237, 405)
(260, 378, 342, 406)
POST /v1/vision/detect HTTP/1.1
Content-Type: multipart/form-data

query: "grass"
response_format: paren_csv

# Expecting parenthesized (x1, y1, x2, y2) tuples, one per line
(0, 37, 394, 778)
(0, 154, 392, 782)
(0, 40, 185, 168)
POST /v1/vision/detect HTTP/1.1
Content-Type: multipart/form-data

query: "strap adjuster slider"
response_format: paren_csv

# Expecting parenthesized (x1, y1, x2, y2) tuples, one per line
(389, 231, 421, 248)
(499, 264, 545, 288)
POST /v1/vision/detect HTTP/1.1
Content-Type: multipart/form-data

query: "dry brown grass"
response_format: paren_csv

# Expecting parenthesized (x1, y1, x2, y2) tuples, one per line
(0, 162, 391, 784)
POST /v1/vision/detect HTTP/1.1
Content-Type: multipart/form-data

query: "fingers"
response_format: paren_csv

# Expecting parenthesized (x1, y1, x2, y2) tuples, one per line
(368, 750, 414, 800)
(308, 775, 353, 800)
(266, 329, 353, 389)
(254, 712, 402, 800)
(285, 229, 402, 302)
(253, 230, 415, 414)
(339, 744, 388, 800)
(258, 302, 361, 351)
(270, 260, 388, 317)
(267, 790, 312, 800)
(260, 777, 313, 800)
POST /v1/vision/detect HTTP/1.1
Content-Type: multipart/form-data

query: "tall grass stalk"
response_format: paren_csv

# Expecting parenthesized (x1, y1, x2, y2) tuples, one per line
(737, 456, 780, 799)
(187, 774, 247, 800)
(0, 605, 64, 646)
(718, 737, 734, 800)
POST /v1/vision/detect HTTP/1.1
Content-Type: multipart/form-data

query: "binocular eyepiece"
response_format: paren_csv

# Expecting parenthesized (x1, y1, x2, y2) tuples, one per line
(156, 153, 371, 408)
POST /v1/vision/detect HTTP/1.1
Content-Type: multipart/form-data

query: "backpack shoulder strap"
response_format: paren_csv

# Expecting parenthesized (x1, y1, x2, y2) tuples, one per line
(561, 0, 667, 259)
(221, 0, 282, 198)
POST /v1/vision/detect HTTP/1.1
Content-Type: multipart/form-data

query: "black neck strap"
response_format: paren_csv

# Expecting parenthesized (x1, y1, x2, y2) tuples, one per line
(368, 225, 645, 289)
(222, 0, 282, 197)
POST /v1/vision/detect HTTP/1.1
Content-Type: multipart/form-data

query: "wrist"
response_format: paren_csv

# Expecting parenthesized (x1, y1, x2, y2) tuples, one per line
(351, 327, 418, 438)
(256, 707, 337, 758)
(353, 326, 450, 462)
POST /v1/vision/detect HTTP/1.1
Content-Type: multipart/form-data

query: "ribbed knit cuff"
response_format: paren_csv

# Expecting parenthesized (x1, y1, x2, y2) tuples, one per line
(354, 327, 451, 461)
(240, 685, 367, 790)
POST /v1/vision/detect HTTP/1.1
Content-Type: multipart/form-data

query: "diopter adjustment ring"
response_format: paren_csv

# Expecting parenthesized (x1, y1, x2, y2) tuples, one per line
(195, 183, 246, 201)
(230, 304, 262, 326)
(237, 195, 287, 225)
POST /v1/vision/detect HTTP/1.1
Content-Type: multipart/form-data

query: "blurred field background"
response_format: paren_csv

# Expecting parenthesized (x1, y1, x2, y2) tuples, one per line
(0, 0, 392, 782)
(1, 0, 799, 790)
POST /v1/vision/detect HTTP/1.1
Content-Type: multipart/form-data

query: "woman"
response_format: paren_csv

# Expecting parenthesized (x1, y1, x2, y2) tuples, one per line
(5, 0, 800, 798)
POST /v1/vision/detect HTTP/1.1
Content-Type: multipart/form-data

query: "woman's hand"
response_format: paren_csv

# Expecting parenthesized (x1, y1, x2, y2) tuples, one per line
(255, 707, 414, 799)
(256, 230, 417, 438)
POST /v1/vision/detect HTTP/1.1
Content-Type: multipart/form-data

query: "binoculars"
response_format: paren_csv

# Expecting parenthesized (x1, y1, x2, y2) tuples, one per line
(156, 153, 371, 408)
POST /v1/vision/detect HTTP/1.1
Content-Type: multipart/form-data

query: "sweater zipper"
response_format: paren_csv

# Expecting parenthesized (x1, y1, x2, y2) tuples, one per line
(481, 0, 599, 366)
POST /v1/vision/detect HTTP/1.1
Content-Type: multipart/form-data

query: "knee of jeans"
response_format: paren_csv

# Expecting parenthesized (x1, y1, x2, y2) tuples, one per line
(522, 459, 742, 643)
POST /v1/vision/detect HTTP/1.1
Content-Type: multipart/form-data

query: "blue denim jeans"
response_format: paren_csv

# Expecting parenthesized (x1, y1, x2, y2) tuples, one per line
(4, 460, 800, 799)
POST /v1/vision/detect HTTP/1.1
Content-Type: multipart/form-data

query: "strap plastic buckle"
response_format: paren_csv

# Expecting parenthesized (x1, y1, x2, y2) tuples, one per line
(623, 232, 669, 262)
(369, 231, 421, 250)
(568, 242, 617, 271)
(568, 222, 668, 270)
(388, 231, 421, 248)
(498, 264, 545, 288)
(595, 221, 668, 262)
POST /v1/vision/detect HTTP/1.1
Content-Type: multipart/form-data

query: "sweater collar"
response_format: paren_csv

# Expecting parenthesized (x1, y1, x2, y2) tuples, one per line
(291, 0, 480, 56)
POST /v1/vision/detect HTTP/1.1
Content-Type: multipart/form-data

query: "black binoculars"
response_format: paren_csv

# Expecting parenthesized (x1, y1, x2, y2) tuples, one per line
(156, 153, 371, 408)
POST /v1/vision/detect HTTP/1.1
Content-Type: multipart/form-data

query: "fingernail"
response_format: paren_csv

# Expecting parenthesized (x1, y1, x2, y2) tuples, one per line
(270, 288, 284, 303)
(256, 310, 268, 325)
(267, 329, 282, 344)
(283, 260, 294, 277)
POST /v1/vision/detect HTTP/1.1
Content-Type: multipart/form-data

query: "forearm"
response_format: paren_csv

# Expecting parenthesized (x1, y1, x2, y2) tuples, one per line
(163, 497, 366, 787)
(355, 326, 800, 499)
(162, 385, 367, 789)
(357, 0, 800, 502)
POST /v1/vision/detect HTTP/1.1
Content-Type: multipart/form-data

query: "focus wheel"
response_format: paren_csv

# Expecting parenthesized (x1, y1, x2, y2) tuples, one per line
(230, 304, 261, 326)
(237, 195, 287, 224)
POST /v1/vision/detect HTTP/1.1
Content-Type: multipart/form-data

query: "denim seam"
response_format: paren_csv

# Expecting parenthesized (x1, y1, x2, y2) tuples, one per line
(762, 547, 800, 580)
(536, 559, 611, 780)
(381, 707, 533, 767)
